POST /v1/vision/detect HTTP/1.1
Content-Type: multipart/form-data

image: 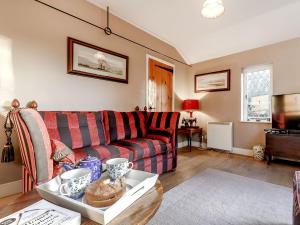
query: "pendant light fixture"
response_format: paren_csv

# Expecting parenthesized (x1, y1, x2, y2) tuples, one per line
(202, 0, 225, 19)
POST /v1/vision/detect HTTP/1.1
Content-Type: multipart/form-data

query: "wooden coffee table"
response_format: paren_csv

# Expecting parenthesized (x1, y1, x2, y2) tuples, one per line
(0, 181, 163, 225)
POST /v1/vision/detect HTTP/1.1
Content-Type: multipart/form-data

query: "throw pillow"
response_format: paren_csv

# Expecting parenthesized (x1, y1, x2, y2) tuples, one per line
(146, 128, 172, 144)
(51, 139, 76, 164)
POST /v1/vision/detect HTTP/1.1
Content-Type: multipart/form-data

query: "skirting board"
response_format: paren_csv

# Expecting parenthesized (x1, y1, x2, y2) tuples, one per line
(0, 179, 22, 198)
(232, 147, 253, 157)
(178, 141, 206, 148)
(178, 141, 253, 157)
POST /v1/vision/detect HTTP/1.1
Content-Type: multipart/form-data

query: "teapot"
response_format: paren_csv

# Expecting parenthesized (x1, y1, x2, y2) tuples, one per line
(61, 155, 102, 182)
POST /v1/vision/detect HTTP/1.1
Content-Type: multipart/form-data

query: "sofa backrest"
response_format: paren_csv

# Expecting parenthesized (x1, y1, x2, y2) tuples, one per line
(104, 111, 147, 143)
(39, 111, 107, 149)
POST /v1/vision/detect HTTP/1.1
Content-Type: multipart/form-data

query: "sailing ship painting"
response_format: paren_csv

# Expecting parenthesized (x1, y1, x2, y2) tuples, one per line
(68, 38, 128, 83)
(195, 70, 230, 92)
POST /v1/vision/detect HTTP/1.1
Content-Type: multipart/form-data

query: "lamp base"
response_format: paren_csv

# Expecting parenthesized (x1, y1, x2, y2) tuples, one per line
(181, 125, 199, 129)
(182, 117, 198, 128)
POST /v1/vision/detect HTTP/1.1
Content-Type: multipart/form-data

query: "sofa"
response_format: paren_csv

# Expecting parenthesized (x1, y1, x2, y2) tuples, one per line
(11, 106, 180, 193)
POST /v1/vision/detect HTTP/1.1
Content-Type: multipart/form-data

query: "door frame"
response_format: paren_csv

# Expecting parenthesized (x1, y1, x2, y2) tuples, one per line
(146, 54, 176, 111)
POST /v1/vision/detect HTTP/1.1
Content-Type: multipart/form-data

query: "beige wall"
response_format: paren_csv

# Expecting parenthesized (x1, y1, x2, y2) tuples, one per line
(189, 38, 300, 149)
(0, 0, 189, 185)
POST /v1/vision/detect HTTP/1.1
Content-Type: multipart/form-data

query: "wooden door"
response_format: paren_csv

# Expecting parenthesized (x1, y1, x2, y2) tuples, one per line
(148, 58, 173, 112)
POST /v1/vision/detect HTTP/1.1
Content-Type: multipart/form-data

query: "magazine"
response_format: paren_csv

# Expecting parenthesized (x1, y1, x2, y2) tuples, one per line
(0, 200, 81, 225)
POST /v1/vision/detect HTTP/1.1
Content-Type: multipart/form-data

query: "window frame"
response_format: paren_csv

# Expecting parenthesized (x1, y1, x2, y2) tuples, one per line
(241, 64, 273, 123)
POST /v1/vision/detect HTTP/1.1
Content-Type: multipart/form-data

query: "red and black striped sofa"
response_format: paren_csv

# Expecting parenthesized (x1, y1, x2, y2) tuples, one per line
(11, 108, 180, 193)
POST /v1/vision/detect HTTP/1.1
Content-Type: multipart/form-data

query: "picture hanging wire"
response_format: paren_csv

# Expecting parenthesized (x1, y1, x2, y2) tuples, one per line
(104, 6, 112, 35)
(33, 0, 190, 67)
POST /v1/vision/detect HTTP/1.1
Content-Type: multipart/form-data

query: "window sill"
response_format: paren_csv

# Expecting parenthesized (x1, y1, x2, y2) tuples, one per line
(240, 121, 271, 124)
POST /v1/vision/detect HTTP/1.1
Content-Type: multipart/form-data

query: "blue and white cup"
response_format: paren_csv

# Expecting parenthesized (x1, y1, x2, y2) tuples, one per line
(106, 158, 133, 181)
(59, 168, 91, 199)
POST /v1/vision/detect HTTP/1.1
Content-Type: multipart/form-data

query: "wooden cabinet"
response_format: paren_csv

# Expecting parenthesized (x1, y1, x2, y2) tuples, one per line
(265, 133, 300, 164)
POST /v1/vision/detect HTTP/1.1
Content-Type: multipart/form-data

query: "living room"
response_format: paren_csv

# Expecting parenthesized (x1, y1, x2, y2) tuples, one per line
(1, 0, 300, 224)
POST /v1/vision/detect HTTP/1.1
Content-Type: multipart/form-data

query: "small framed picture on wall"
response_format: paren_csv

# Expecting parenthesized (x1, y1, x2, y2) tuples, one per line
(67, 37, 129, 83)
(195, 69, 230, 92)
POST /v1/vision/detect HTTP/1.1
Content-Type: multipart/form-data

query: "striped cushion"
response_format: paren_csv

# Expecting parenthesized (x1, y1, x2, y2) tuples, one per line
(40, 111, 107, 149)
(147, 112, 180, 147)
(104, 111, 147, 143)
(147, 128, 172, 143)
(11, 111, 38, 190)
(116, 138, 172, 161)
(51, 139, 76, 164)
(19, 109, 53, 184)
(73, 145, 133, 163)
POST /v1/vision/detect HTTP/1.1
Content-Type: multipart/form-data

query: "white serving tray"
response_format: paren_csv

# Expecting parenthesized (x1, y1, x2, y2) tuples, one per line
(37, 169, 158, 225)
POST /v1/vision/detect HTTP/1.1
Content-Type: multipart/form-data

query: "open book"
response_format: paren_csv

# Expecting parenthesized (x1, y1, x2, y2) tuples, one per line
(0, 200, 81, 225)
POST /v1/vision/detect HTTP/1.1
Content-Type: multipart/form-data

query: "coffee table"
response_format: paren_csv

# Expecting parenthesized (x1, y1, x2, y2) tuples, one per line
(0, 181, 163, 225)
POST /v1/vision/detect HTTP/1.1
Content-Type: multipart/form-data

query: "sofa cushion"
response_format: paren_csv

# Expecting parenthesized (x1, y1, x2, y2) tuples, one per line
(40, 111, 107, 149)
(20, 109, 53, 184)
(73, 144, 134, 163)
(51, 139, 76, 164)
(146, 128, 172, 144)
(115, 138, 172, 161)
(147, 112, 180, 147)
(104, 111, 147, 143)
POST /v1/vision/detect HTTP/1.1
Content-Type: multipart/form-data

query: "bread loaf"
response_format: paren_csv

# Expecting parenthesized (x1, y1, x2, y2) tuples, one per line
(85, 178, 125, 207)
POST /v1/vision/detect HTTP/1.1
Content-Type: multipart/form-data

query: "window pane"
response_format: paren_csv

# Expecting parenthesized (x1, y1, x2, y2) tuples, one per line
(242, 67, 272, 122)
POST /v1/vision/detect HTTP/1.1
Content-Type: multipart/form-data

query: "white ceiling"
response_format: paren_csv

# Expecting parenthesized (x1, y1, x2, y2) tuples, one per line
(88, 0, 300, 64)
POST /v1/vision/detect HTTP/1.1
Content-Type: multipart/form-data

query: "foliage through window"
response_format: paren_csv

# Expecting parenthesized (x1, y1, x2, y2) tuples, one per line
(241, 65, 272, 122)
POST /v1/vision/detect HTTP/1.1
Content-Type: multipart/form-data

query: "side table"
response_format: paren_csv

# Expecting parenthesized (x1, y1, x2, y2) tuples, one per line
(178, 127, 203, 152)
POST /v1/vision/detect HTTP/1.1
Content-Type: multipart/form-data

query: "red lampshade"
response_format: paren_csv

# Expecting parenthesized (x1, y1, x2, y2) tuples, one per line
(182, 99, 200, 111)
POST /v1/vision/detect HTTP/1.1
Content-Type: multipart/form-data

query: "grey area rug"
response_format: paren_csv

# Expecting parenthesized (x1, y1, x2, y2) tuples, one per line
(148, 169, 292, 225)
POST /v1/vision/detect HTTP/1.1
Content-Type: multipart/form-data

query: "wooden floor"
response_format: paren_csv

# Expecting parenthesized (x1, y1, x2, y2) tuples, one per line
(1, 148, 300, 205)
(160, 147, 300, 192)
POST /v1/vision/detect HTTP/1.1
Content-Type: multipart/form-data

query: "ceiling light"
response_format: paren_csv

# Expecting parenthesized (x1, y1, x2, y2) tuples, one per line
(202, 0, 225, 19)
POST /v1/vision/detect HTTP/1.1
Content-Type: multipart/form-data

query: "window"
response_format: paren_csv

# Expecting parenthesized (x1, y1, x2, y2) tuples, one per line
(241, 65, 272, 123)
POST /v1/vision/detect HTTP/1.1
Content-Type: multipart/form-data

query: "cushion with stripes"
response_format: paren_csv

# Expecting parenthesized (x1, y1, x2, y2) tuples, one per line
(73, 144, 134, 163)
(115, 138, 172, 161)
(40, 111, 107, 149)
(19, 109, 53, 183)
(146, 128, 172, 144)
(104, 111, 147, 143)
(146, 112, 180, 147)
(51, 139, 76, 164)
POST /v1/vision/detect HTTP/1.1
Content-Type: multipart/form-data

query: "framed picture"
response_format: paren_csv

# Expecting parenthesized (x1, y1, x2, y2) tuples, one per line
(195, 69, 230, 92)
(67, 37, 129, 83)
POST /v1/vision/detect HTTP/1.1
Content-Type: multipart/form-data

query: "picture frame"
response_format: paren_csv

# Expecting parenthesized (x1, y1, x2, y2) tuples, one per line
(194, 69, 230, 92)
(67, 37, 129, 83)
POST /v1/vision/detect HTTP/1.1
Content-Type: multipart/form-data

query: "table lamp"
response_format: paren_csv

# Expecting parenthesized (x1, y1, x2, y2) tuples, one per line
(182, 99, 200, 127)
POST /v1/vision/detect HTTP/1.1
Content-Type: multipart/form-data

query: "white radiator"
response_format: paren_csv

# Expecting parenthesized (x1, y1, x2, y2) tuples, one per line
(207, 122, 233, 151)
